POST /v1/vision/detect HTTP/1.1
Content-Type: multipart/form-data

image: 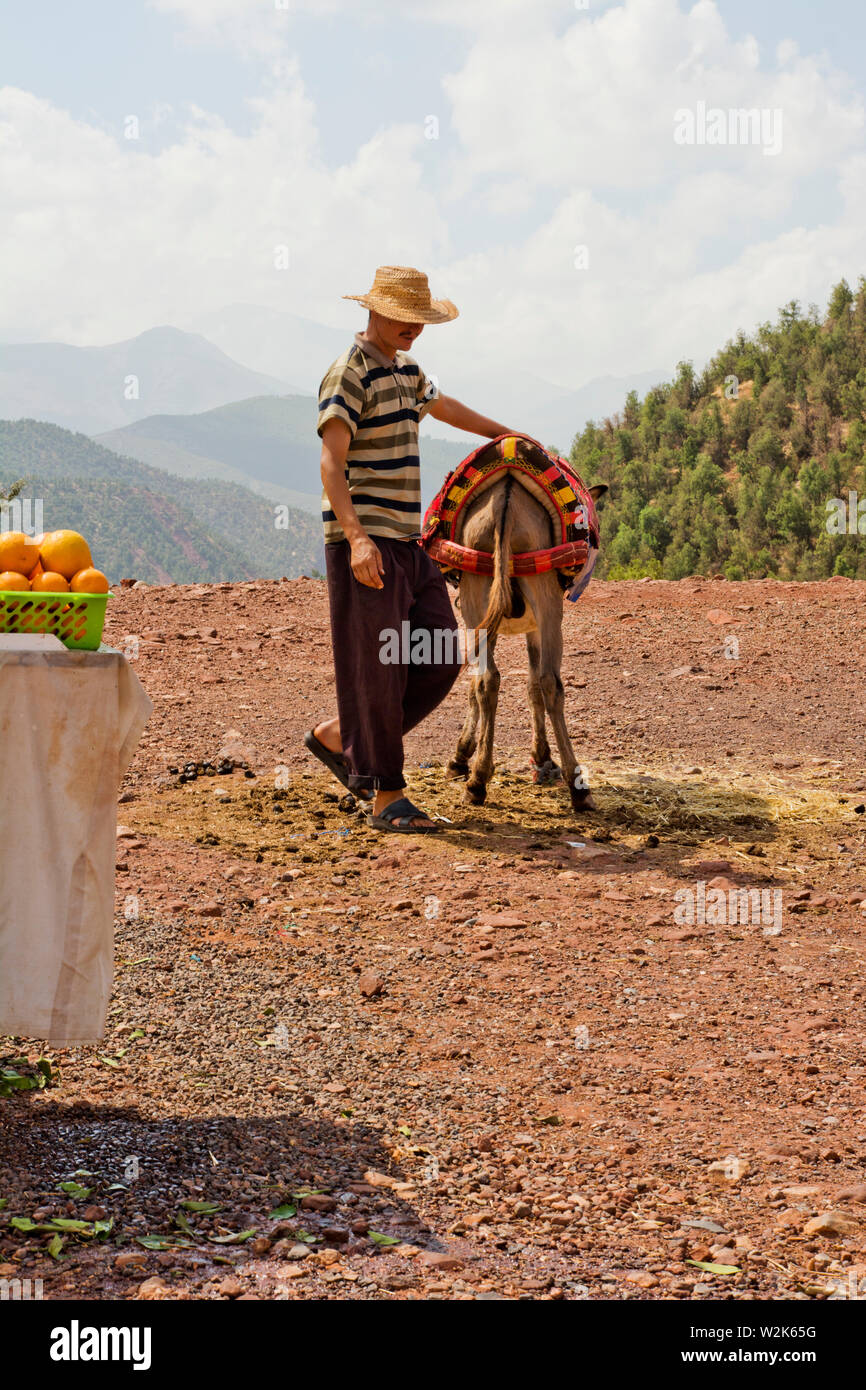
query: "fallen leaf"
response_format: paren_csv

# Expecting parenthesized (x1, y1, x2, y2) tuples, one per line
(687, 1259, 740, 1275)
(211, 1229, 257, 1245)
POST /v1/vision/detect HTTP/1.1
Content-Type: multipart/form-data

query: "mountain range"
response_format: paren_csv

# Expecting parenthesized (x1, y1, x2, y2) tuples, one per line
(0, 420, 323, 584)
(0, 315, 670, 479)
(0, 313, 674, 586)
(185, 303, 669, 454)
(98, 395, 469, 514)
(0, 326, 299, 436)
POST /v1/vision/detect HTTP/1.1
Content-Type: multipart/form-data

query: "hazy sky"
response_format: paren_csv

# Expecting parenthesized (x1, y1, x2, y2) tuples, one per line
(2, 0, 865, 392)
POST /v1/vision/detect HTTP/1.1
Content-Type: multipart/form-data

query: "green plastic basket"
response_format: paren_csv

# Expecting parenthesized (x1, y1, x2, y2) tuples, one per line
(0, 589, 111, 651)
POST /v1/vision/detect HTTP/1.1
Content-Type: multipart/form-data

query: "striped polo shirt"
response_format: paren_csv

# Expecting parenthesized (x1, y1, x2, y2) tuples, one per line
(317, 332, 439, 544)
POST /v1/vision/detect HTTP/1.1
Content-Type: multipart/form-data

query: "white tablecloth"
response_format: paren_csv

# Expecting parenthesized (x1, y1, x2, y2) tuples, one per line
(0, 636, 152, 1044)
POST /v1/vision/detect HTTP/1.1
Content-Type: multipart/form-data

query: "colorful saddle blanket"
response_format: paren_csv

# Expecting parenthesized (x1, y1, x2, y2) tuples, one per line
(421, 434, 600, 589)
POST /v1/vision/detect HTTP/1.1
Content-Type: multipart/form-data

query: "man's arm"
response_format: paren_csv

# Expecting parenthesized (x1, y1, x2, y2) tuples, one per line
(428, 393, 515, 438)
(320, 418, 384, 589)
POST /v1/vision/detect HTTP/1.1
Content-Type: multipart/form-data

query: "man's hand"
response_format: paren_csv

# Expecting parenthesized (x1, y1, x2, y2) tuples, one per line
(320, 420, 385, 589)
(350, 534, 385, 589)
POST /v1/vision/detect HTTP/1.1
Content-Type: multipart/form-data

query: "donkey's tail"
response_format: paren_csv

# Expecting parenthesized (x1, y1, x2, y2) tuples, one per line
(477, 475, 514, 644)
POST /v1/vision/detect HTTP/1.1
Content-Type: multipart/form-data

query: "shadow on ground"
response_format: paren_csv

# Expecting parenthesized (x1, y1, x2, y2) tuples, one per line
(423, 765, 806, 856)
(119, 762, 830, 863)
(0, 1099, 424, 1296)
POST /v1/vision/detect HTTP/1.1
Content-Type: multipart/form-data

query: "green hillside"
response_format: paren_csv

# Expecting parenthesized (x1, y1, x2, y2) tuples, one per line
(572, 278, 866, 580)
(98, 394, 468, 510)
(0, 420, 323, 584)
(94, 429, 320, 514)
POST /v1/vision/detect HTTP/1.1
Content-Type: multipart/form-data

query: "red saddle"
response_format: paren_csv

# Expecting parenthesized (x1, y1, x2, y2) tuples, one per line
(420, 433, 600, 580)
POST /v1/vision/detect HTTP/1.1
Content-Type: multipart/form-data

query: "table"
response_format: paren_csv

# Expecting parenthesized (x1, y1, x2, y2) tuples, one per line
(0, 635, 152, 1044)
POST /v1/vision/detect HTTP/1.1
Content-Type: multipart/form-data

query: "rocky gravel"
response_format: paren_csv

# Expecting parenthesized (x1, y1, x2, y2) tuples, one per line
(2, 574, 866, 1301)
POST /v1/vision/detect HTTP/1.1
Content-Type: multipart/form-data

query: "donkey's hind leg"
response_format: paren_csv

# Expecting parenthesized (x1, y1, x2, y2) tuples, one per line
(526, 629, 560, 784)
(529, 578, 594, 812)
(447, 577, 485, 780)
(465, 638, 500, 805)
(447, 673, 479, 779)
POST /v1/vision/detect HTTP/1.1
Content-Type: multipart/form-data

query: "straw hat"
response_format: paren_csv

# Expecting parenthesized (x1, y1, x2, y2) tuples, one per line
(343, 265, 458, 324)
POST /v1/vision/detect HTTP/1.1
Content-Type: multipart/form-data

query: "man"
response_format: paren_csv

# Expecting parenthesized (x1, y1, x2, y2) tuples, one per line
(305, 264, 514, 832)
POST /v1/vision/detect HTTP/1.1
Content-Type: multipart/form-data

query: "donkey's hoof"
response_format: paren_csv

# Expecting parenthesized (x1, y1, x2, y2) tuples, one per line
(465, 782, 487, 805)
(570, 788, 597, 812)
(446, 759, 470, 781)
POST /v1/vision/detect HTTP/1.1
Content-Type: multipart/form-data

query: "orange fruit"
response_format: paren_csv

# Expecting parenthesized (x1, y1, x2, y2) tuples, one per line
(40, 530, 92, 579)
(0, 571, 31, 591)
(31, 570, 69, 592)
(70, 567, 109, 594)
(0, 531, 40, 576)
(28, 558, 44, 581)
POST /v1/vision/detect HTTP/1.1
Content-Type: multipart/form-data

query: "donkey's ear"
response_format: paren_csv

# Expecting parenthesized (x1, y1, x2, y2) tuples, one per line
(588, 482, 609, 503)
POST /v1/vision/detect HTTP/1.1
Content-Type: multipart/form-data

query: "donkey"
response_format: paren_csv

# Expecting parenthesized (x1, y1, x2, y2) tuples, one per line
(445, 457, 606, 812)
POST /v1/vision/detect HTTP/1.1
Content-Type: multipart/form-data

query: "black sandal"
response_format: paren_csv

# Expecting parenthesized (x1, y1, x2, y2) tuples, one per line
(303, 730, 373, 801)
(366, 797, 440, 834)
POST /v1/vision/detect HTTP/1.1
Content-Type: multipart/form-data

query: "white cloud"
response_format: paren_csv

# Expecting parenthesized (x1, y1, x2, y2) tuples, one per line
(1, 0, 864, 412)
(0, 82, 449, 344)
(443, 0, 863, 192)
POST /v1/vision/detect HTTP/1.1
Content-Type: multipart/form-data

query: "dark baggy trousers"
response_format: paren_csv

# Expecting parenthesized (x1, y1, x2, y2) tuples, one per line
(324, 537, 463, 793)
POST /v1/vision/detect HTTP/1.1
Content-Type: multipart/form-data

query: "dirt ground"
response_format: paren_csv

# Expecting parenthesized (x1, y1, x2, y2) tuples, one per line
(2, 573, 866, 1301)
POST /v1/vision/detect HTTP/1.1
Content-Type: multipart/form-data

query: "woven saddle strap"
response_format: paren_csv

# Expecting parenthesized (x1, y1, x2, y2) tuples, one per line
(425, 536, 590, 577)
